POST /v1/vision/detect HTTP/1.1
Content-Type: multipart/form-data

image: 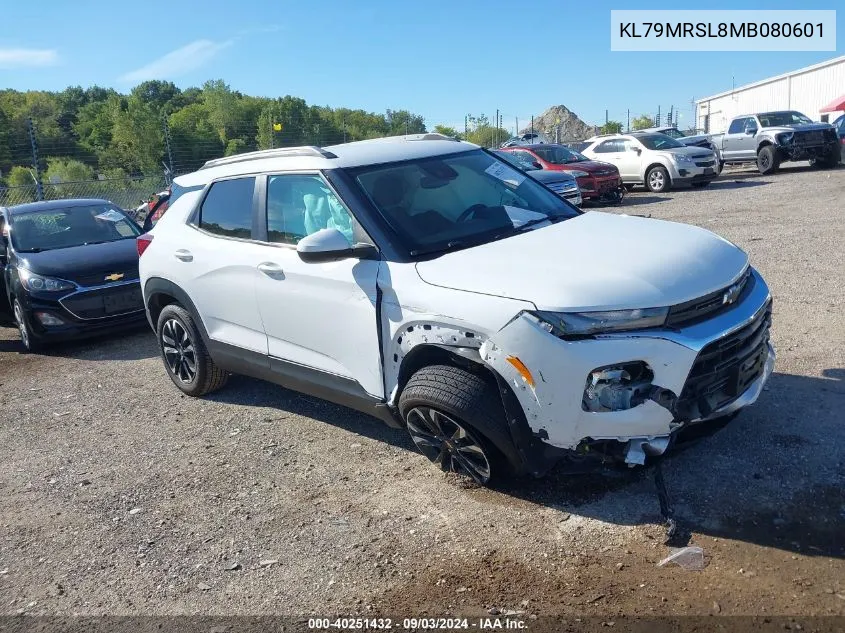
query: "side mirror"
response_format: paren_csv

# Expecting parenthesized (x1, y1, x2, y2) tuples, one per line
(745, 126, 757, 135)
(532, 161, 542, 169)
(634, 147, 642, 155)
(296, 228, 378, 264)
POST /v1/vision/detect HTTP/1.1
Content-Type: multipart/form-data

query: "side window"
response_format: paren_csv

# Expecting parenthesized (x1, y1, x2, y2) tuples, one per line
(728, 118, 747, 134)
(594, 140, 622, 153)
(198, 177, 255, 239)
(513, 151, 537, 165)
(623, 140, 639, 152)
(266, 174, 354, 245)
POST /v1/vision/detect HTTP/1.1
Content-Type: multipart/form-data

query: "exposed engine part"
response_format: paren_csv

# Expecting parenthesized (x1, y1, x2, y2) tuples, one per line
(582, 362, 654, 412)
(623, 436, 670, 466)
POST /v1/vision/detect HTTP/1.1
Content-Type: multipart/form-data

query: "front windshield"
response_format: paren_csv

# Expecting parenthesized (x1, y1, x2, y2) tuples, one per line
(661, 128, 685, 139)
(530, 145, 586, 164)
(636, 133, 685, 150)
(352, 149, 580, 256)
(11, 204, 140, 252)
(758, 111, 814, 126)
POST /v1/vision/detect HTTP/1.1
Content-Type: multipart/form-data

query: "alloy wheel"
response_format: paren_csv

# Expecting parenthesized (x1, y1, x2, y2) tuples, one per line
(760, 153, 770, 169)
(161, 318, 197, 383)
(405, 406, 492, 484)
(13, 301, 30, 350)
(649, 170, 665, 191)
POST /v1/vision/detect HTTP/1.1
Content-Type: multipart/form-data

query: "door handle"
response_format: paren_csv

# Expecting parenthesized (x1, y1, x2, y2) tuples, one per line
(258, 262, 285, 279)
(174, 249, 193, 262)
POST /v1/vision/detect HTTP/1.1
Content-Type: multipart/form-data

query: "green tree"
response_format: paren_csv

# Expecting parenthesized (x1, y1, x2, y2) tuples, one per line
(45, 157, 94, 183)
(600, 120, 623, 134)
(7, 166, 35, 187)
(464, 114, 510, 147)
(169, 103, 223, 172)
(433, 125, 461, 139)
(631, 114, 655, 131)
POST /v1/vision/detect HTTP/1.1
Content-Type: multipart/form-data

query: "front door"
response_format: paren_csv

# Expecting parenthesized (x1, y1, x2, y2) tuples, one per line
(0, 213, 13, 323)
(616, 140, 644, 180)
(254, 173, 383, 397)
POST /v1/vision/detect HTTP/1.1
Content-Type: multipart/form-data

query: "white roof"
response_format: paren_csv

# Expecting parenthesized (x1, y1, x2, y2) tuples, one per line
(174, 134, 478, 187)
(696, 55, 845, 103)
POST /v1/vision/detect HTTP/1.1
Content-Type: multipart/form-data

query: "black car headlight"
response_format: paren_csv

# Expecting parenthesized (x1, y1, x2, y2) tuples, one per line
(530, 307, 669, 337)
(18, 268, 77, 292)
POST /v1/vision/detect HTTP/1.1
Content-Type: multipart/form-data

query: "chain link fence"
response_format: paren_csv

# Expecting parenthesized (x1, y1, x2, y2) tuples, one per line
(0, 175, 167, 210)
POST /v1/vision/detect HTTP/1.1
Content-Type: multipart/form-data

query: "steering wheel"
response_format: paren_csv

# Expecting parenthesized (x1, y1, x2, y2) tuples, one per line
(456, 204, 488, 223)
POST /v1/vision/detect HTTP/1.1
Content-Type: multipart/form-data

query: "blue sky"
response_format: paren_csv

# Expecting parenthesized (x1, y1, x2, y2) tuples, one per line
(0, 0, 842, 131)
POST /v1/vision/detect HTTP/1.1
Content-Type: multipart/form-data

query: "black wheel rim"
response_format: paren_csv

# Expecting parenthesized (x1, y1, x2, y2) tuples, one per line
(761, 153, 770, 168)
(161, 318, 196, 383)
(405, 407, 492, 484)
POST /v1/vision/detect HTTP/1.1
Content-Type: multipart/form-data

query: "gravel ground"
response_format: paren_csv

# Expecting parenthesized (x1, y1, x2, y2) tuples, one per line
(1, 163, 843, 619)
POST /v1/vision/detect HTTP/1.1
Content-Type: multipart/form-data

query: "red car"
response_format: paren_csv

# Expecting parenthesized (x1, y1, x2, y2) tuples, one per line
(498, 144, 623, 203)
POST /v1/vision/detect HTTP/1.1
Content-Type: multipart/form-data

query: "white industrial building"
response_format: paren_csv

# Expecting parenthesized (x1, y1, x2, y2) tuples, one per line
(696, 56, 845, 134)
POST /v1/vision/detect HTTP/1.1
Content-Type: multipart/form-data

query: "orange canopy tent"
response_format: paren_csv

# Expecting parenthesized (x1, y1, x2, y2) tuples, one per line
(820, 94, 845, 113)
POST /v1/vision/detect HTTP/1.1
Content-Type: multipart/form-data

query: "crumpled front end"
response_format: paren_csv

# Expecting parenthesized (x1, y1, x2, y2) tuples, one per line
(481, 267, 774, 470)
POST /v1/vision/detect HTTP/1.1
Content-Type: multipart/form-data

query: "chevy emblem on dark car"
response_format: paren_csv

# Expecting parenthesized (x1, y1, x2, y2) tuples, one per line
(104, 273, 125, 282)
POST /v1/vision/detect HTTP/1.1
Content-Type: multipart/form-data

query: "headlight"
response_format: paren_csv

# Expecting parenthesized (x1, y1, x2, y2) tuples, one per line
(18, 268, 76, 292)
(672, 153, 695, 165)
(567, 170, 590, 178)
(777, 132, 794, 145)
(530, 307, 669, 337)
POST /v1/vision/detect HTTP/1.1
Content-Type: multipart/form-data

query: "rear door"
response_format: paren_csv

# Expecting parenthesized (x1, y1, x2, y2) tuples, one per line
(174, 176, 269, 354)
(590, 140, 632, 178)
(616, 139, 644, 180)
(252, 173, 384, 398)
(723, 117, 756, 160)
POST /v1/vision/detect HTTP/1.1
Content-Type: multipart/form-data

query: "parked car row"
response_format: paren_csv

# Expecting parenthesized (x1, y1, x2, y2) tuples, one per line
(1, 133, 776, 487)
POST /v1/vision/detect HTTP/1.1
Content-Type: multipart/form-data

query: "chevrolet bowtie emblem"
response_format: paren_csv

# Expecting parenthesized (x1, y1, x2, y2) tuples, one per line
(104, 273, 124, 282)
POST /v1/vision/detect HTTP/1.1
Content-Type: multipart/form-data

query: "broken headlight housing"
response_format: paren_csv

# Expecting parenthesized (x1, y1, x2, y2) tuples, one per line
(531, 307, 668, 338)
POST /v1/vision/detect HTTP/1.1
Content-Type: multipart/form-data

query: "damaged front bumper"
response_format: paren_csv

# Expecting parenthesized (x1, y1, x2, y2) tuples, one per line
(480, 268, 774, 474)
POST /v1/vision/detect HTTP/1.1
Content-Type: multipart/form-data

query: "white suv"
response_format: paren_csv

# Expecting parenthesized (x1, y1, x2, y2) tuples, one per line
(139, 134, 774, 485)
(581, 133, 718, 193)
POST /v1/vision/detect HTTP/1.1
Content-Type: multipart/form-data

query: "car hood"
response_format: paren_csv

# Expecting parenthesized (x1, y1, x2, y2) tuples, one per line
(680, 134, 711, 145)
(657, 145, 713, 158)
(556, 160, 618, 175)
(529, 170, 577, 185)
(762, 122, 834, 133)
(16, 239, 140, 285)
(415, 212, 748, 312)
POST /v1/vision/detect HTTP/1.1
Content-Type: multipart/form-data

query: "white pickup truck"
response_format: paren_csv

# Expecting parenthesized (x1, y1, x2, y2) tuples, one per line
(709, 110, 840, 174)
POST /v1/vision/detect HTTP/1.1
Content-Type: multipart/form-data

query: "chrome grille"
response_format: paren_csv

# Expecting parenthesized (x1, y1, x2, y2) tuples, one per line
(666, 269, 752, 327)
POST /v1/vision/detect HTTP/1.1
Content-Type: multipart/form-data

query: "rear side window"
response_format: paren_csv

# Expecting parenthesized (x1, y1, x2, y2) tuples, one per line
(199, 177, 255, 239)
(593, 140, 620, 153)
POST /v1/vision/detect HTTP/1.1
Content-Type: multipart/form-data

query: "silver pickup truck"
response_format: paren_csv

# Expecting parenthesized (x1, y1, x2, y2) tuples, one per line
(709, 110, 840, 175)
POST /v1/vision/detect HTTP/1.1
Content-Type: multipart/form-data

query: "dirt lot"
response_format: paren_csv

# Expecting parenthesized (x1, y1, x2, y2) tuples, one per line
(1, 163, 844, 621)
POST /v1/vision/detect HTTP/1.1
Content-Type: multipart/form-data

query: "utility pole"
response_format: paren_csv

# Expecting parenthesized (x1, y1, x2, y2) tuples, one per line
(656, 105, 661, 126)
(495, 108, 499, 147)
(27, 118, 43, 201)
(515, 116, 518, 137)
(464, 114, 468, 139)
(605, 109, 609, 125)
(531, 116, 534, 138)
(162, 115, 174, 178)
(627, 109, 630, 132)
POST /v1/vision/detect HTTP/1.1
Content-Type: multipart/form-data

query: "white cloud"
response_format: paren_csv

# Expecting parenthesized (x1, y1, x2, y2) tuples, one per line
(119, 39, 232, 82)
(0, 48, 59, 68)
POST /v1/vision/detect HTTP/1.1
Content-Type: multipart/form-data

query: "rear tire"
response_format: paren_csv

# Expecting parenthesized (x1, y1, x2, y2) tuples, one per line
(156, 304, 228, 396)
(645, 165, 670, 193)
(398, 365, 513, 486)
(757, 145, 779, 175)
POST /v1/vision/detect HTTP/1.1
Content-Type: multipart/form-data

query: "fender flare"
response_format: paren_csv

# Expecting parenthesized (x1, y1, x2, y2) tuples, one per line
(142, 277, 210, 345)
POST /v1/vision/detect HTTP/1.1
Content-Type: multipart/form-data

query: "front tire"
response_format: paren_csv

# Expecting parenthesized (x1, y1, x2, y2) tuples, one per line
(156, 304, 228, 396)
(757, 145, 779, 175)
(13, 299, 40, 353)
(645, 165, 671, 193)
(398, 365, 512, 486)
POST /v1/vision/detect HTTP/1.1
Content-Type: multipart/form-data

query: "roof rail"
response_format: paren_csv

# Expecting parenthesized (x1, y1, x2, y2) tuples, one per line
(200, 146, 337, 170)
(406, 132, 461, 142)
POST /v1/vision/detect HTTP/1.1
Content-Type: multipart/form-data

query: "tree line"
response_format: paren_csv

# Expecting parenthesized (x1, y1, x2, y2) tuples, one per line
(0, 79, 427, 188)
